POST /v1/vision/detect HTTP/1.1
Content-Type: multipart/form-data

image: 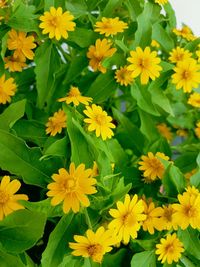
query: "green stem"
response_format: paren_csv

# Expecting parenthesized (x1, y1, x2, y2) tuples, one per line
(84, 208, 93, 229)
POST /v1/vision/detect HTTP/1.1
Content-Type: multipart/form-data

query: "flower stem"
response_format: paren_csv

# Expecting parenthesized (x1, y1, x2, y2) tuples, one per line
(84, 208, 93, 229)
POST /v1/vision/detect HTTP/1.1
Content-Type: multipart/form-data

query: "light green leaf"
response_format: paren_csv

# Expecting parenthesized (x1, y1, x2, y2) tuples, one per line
(43, 137, 68, 158)
(152, 23, 174, 51)
(131, 250, 156, 267)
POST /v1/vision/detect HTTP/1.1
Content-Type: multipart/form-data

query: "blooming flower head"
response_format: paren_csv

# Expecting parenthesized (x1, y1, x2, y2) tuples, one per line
(46, 109, 67, 136)
(69, 226, 117, 263)
(87, 38, 116, 73)
(169, 47, 192, 64)
(156, 233, 184, 264)
(115, 66, 134, 86)
(154, 0, 168, 5)
(7, 29, 36, 61)
(172, 190, 200, 229)
(0, 176, 28, 220)
(4, 55, 27, 72)
(94, 17, 128, 37)
(172, 59, 200, 93)
(195, 121, 200, 138)
(188, 92, 200, 108)
(39, 7, 76, 40)
(108, 194, 146, 244)
(156, 123, 173, 142)
(173, 26, 197, 41)
(127, 47, 162, 84)
(142, 199, 163, 234)
(58, 86, 92, 106)
(47, 163, 97, 213)
(83, 104, 116, 140)
(138, 152, 169, 182)
(159, 204, 178, 230)
(151, 40, 160, 48)
(0, 74, 17, 104)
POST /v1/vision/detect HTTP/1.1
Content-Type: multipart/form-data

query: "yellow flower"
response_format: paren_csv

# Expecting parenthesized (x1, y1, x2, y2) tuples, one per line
(195, 121, 200, 138)
(0, 176, 28, 220)
(185, 185, 200, 198)
(172, 59, 200, 93)
(185, 169, 197, 180)
(127, 47, 162, 84)
(0, 0, 7, 8)
(4, 55, 27, 72)
(176, 129, 188, 137)
(151, 40, 160, 48)
(169, 46, 192, 64)
(173, 26, 197, 41)
(94, 17, 128, 37)
(69, 226, 117, 263)
(188, 92, 200, 107)
(154, 0, 168, 5)
(47, 163, 97, 213)
(46, 109, 67, 136)
(156, 123, 173, 142)
(87, 38, 116, 73)
(138, 152, 168, 182)
(7, 29, 36, 61)
(159, 204, 178, 230)
(39, 7, 76, 40)
(58, 86, 92, 106)
(0, 74, 17, 104)
(156, 233, 184, 264)
(83, 104, 116, 140)
(115, 66, 134, 86)
(172, 190, 200, 229)
(142, 200, 163, 234)
(108, 194, 146, 244)
(196, 50, 200, 62)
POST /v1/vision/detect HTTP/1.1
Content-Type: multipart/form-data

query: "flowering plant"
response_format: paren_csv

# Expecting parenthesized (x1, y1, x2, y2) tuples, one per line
(0, 0, 200, 266)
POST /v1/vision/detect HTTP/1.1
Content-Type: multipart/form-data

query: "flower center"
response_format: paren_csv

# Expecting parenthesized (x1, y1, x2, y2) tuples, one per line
(50, 17, 59, 27)
(122, 212, 136, 226)
(165, 243, 174, 253)
(164, 208, 173, 222)
(95, 114, 107, 125)
(182, 70, 192, 80)
(176, 53, 184, 61)
(0, 190, 9, 204)
(68, 88, 80, 97)
(139, 58, 148, 69)
(62, 177, 77, 192)
(87, 244, 103, 262)
(184, 205, 196, 217)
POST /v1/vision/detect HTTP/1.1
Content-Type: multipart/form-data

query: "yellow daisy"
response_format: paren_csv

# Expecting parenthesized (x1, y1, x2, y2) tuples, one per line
(115, 66, 134, 86)
(108, 194, 146, 244)
(195, 121, 200, 138)
(0, 74, 17, 104)
(94, 17, 128, 37)
(87, 38, 116, 73)
(7, 29, 36, 61)
(159, 204, 178, 230)
(156, 123, 173, 142)
(58, 86, 92, 106)
(172, 59, 200, 93)
(169, 46, 192, 64)
(46, 109, 67, 136)
(83, 104, 116, 141)
(47, 163, 97, 213)
(127, 46, 162, 84)
(0, 176, 28, 220)
(154, 0, 168, 5)
(156, 233, 184, 264)
(39, 7, 76, 40)
(69, 226, 117, 263)
(4, 55, 27, 72)
(173, 26, 197, 41)
(151, 40, 160, 48)
(188, 92, 200, 107)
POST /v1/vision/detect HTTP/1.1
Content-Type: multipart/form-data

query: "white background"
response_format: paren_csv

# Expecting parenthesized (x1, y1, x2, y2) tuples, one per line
(171, 0, 200, 36)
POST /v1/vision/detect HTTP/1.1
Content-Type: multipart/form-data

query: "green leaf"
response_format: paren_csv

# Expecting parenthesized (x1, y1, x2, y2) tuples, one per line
(68, 28, 97, 48)
(57, 255, 84, 267)
(102, 0, 122, 17)
(164, 2, 177, 29)
(180, 256, 196, 267)
(0, 99, 26, 131)
(0, 129, 50, 187)
(102, 249, 128, 267)
(175, 152, 198, 174)
(152, 23, 174, 52)
(65, 1, 88, 18)
(131, 250, 156, 267)
(43, 137, 68, 158)
(44, 0, 55, 10)
(124, 0, 142, 21)
(0, 251, 26, 267)
(0, 210, 46, 253)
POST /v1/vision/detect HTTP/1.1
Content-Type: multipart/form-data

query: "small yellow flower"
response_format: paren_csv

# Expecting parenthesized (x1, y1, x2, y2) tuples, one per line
(0, 74, 17, 104)
(39, 7, 76, 40)
(142, 200, 163, 234)
(87, 38, 116, 73)
(151, 40, 160, 48)
(7, 29, 36, 61)
(46, 109, 67, 136)
(156, 123, 173, 142)
(173, 26, 197, 41)
(159, 204, 178, 230)
(94, 17, 128, 37)
(0, 0, 7, 8)
(169, 46, 192, 64)
(188, 92, 200, 107)
(185, 169, 197, 180)
(47, 163, 97, 213)
(58, 86, 92, 106)
(83, 104, 116, 141)
(108, 194, 146, 244)
(156, 233, 184, 264)
(127, 47, 162, 85)
(0, 176, 28, 220)
(195, 121, 200, 138)
(154, 0, 168, 5)
(4, 55, 27, 72)
(172, 59, 200, 93)
(69, 226, 117, 263)
(176, 129, 188, 137)
(115, 66, 134, 86)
